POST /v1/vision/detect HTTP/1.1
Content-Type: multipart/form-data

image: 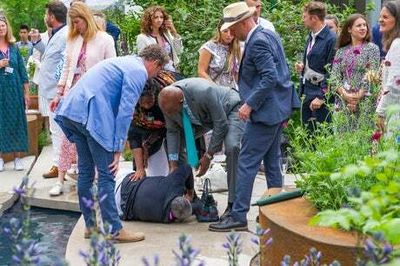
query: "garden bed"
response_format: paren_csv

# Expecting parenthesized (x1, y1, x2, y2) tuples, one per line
(259, 196, 362, 265)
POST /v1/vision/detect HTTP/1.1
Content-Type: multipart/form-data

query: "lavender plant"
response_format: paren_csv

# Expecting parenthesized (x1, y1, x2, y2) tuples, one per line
(1, 177, 67, 265)
(79, 187, 121, 266)
(172, 234, 204, 266)
(223, 232, 243, 266)
(356, 233, 394, 266)
(280, 247, 340, 266)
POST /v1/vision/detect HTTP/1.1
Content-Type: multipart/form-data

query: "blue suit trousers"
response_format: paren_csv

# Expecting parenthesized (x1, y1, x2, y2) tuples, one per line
(232, 121, 283, 223)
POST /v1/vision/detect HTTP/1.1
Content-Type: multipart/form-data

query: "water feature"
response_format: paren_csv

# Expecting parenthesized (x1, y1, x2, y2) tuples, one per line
(0, 201, 80, 265)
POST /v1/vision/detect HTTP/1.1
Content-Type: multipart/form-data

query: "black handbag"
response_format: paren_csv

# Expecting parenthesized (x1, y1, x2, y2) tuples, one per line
(194, 178, 219, 222)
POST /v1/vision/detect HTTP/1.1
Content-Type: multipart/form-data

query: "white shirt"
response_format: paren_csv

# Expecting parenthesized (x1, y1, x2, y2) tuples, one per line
(258, 17, 275, 32)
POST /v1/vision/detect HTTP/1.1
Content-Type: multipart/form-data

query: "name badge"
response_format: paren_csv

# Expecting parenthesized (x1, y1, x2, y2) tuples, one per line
(5, 67, 14, 74)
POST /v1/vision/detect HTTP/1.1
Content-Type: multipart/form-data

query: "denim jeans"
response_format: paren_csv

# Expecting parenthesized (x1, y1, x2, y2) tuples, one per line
(231, 122, 283, 224)
(57, 116, 122, 233)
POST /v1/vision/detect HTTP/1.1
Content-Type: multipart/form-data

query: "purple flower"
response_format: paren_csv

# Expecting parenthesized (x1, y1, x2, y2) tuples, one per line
(264, 237, 273, 246)
(250, 237, 259, 245)
(353, 48, 361, 55)
(13, 187, 26, 197)
(81, 196, 94, 209)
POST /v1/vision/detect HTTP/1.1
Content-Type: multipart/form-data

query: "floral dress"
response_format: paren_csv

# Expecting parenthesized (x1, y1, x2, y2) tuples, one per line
(331, 42, 380, 109)
(199, 41, 238, 89)
(58, 43, 87, 172)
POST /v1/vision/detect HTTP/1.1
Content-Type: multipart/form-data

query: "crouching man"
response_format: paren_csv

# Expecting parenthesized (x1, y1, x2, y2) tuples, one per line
(115, 164, 194, 223)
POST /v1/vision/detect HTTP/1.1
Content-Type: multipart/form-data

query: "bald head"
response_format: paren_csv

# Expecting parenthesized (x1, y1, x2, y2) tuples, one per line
(158, 86, 184, 116)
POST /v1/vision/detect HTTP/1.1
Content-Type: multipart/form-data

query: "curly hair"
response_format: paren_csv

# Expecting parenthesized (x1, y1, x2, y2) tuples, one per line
(140, 6, 169, 35)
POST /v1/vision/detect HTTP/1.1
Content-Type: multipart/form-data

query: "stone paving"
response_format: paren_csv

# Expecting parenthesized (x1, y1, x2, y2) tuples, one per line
(1, 146, 299, 265)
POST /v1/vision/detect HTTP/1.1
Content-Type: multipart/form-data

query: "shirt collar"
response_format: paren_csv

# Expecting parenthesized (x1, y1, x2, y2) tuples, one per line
(246, 25, 259, 44)
(51, 24, 66, 37)
(311, 24, 327, 40)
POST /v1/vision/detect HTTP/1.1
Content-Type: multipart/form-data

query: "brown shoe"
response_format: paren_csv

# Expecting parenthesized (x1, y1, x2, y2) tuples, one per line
(84, 227, 97, 239)
(43, 166, 58, 178)
(112, 228, 145, 243)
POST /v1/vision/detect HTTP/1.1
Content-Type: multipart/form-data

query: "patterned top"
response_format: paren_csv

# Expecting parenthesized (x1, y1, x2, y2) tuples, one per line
(331, 42, 380, 94)
(199, 41, 238, 89)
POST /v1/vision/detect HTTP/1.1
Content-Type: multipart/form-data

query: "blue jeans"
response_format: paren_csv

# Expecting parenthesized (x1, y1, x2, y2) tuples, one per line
(231, 122, 283, 224)
(57, 116, 122, 233)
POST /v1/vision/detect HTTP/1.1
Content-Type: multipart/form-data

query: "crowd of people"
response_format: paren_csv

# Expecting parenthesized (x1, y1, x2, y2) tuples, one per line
(0, 0, 400, 242)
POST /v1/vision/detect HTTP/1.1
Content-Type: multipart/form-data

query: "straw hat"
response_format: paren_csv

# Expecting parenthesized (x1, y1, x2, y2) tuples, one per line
(221, 2, 256, 31)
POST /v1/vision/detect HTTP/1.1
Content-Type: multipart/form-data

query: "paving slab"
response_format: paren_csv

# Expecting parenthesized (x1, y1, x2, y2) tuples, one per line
(65, 175, 285, 266)
(27, 145, 80, 212)
(0, 156, 35, 216)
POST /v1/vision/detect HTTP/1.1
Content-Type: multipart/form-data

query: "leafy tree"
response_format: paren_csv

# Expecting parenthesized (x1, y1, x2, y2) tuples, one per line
(2, 0, 48, 36)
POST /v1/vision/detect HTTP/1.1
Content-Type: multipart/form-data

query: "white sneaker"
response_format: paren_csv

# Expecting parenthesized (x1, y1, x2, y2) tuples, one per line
(14, 158, 24, 171)
(49, 181, 63, 196)
(0, 159, 4, 172)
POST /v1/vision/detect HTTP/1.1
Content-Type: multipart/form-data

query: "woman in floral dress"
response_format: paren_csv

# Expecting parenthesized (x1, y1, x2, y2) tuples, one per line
(331, 14, 380, 113)
(48, 2, 116, 196)
(198, 19, 241, 89)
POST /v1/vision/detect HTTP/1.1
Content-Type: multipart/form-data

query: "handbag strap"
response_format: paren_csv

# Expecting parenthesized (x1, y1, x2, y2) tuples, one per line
(203, 178, 212, 196)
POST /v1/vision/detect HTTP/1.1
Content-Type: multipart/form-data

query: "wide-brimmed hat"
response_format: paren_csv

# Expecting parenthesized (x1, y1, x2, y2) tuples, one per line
(221, 2, 256, 31)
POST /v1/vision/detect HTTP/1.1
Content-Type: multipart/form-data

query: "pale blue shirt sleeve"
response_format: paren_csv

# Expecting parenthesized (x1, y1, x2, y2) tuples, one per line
(113, 69, 148, 152)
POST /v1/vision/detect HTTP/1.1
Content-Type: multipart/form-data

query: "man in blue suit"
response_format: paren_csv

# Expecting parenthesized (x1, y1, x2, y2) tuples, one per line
(209, 2, 300, 232)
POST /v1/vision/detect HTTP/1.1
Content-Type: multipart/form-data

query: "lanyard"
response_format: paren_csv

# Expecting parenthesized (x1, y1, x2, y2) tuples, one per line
(0, 47, 9, 59)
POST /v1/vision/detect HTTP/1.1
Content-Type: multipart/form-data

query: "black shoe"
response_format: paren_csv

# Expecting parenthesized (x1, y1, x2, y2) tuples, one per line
(208, 216, 248, 232)
(220, 205, 232, 221)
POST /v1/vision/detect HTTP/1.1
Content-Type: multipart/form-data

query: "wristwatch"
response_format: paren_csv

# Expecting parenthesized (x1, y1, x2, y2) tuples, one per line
(204, 152, 213, 160)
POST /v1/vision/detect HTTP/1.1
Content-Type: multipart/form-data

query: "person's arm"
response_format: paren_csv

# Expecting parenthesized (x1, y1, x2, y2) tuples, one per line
(136, 34, 151, 53)
(245, 38, 277, 111)
(318, 36, 337, 99)
(103, 34, 117, 59)
(15, 47, 30, 107)
(198, 48, 213, 82)
(164, 114, 181, 173)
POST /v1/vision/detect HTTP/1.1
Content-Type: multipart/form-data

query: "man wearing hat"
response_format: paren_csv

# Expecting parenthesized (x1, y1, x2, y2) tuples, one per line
(209, 2, 300, 232)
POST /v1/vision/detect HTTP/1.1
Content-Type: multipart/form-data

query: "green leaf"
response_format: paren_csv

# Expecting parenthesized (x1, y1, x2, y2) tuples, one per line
(380, 219, 400, 244)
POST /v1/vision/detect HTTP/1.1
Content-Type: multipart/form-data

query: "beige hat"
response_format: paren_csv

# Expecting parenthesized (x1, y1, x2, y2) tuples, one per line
(221, 2, 256, 31)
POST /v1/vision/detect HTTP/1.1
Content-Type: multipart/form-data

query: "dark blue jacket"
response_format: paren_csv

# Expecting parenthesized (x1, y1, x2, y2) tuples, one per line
(372, 24, 386, 59)
(301, 26, 336, 101)
(239, 26, 300, 126)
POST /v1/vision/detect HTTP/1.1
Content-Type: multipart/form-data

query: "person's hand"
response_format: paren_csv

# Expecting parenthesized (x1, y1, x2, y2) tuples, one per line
(24, 94, 31, 109)
(49, 96, 61, 112)
(309, 98, 324, 111)
(196, 154, 211, 177)
(108, 152, 121, 175)
(239, 103, 252, 121)
(0, 59, 9, 68)
(29, 28, 40, 43)
(132, 168, 146, 181)
(169, 161, 178, 173)
(347, 102, 357, 112)
(376, 116, 385, 133)
(164, 19, 177, 35)
(294, 62, 304, 74)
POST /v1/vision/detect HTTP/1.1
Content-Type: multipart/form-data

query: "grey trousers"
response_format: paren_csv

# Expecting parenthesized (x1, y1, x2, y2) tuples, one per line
(178, 108, 244, 204)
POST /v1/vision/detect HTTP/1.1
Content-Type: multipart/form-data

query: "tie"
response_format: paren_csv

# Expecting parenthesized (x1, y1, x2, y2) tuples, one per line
(182, 108, 199, 167)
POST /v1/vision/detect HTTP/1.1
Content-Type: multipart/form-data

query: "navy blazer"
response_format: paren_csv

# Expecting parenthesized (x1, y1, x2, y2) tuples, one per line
(301, 26, 336, 101)
(239, 26, 300, 126)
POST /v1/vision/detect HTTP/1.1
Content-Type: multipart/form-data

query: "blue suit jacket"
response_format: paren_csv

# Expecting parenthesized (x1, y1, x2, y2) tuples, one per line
(56, 56, 147, 152)
(239, 26, 300, 126)
(301, 26, 336, 101)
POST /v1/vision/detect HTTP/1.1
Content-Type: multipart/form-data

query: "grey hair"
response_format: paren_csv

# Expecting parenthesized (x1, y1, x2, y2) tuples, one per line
(138, 44, 170, 67)
(170, 196, 192, 222)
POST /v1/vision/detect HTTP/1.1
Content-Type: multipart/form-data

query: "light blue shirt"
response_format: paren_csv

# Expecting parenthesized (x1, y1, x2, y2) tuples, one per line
(56, 56, 148, 152)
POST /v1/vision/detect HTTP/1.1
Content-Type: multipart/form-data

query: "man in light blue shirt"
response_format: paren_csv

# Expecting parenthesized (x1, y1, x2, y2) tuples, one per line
(55, 45, 169, 242)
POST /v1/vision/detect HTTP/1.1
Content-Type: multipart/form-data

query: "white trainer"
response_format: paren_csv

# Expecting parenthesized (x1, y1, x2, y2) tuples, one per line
(49, 181, 63, 196)
(14, 158, 24, 171)
(0, 159, 4, 172)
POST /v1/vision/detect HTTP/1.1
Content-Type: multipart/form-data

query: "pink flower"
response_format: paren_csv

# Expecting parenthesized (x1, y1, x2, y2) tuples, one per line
(353, 48, 361, 55)
(396, 79, 400, 87)
(371, 131, 383, 141)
